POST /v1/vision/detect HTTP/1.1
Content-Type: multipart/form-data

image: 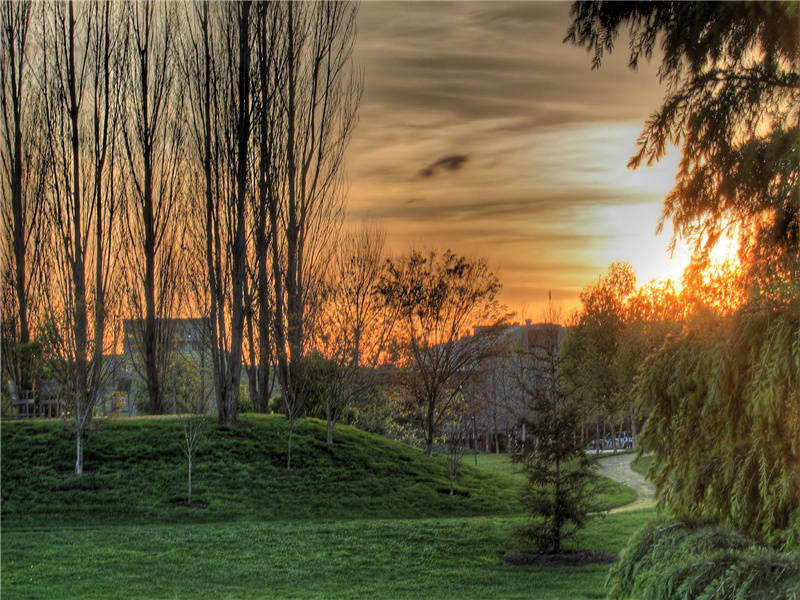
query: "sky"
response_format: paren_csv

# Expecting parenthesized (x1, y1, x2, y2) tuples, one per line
(345, 1, 690, 320)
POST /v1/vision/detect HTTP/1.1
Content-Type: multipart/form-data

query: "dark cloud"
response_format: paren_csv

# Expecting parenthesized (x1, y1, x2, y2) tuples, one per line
(417, 154, 469, 178)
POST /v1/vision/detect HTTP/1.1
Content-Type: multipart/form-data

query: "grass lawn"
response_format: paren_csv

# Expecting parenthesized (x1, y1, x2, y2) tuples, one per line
(630, 454, 654, 479)
(2, 511, 656, 599)
(473, 452, 638, 510)
(2, 416, 651, 599)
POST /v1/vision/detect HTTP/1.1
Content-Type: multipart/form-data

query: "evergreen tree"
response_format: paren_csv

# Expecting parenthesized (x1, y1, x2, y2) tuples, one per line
(512, 321, 603, 554)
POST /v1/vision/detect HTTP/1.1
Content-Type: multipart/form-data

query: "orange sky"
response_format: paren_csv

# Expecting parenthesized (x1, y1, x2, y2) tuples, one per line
(344, 2, 698, 320)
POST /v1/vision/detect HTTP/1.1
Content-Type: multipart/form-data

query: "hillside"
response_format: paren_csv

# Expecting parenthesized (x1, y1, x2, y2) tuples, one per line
(2, 415, 632, 527)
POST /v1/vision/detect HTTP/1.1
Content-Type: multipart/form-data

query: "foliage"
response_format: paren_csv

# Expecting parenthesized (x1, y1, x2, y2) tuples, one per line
(377, 249, 507, 454)
(636, 304, 800, 549)
(349, 386, 396, 436)
(566, 1, 800, 277)
(2, 510, 656, 600)
(608, 519, 800, 600)
(560, 262, 635, 430)
(131, 352, 216, 415)
(513, 317, 606, 554)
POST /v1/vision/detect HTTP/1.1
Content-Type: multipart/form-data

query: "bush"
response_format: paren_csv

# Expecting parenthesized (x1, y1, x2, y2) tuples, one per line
(608, 519, 800, 600)
(269, 394, 283, 415)
(237, 385, 253, 413)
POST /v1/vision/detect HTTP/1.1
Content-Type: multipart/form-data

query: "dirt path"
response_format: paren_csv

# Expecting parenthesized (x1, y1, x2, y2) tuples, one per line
(596, 453, 656, 513)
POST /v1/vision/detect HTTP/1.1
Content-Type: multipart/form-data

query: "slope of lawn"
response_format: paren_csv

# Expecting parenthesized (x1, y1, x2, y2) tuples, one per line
(2, 415, 636, 528)
(2, 415, 523, 527)
(2, 416, 651, 599)
(630, 454, 653, 479)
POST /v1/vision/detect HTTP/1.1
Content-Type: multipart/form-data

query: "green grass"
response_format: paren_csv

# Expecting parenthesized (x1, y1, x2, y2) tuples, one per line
(2, 510, 657, 599)
(631, 454, 654, 479)
(2, 416, 635, 527)
(474, 452, 637, 510)
(2, 416, 650, 598)
(2, 415, 524, 527)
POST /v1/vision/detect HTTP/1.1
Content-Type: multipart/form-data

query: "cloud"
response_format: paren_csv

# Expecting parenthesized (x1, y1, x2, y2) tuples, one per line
(347, 2, 677, 315)
(417, 154, 469, 178)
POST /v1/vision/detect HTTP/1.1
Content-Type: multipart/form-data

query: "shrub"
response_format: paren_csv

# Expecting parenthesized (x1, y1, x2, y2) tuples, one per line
(608, 519, 800, 600)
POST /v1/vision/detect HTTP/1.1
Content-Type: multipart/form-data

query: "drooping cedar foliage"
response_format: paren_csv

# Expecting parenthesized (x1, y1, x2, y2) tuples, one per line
(607, 519, 800, 600)
(636, 303, 800, 549)
(566, 2, 800, 272)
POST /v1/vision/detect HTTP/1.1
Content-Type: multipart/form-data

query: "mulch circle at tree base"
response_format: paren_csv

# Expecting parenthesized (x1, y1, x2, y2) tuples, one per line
(502, 549, 618, 567)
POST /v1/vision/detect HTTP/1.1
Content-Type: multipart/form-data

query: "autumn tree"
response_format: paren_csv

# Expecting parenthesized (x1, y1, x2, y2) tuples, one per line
(378, 250, 506, 455)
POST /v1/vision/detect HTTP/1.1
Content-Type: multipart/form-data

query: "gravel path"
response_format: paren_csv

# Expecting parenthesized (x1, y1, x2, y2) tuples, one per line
(596, 453, 657, 513)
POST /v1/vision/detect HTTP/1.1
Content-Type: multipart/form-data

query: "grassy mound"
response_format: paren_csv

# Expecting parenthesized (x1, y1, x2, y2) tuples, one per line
(2, 415, 517, 526)
(2, 415, 635, 528)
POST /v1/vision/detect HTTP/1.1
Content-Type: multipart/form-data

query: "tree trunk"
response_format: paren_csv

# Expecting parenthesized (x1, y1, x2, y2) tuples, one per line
(425, 398, 435, 455)
(611, 422, 618, 454)
(75, 429, 83, 476)
(143, 162, 161, 414)
(630, 410, 637, 451)
(595, 420, 600, 455)
(472, 416, 478, 466)
(187, 452, 192, 504)
(326, 419, 334, 445)
(286, 419, 294, 469)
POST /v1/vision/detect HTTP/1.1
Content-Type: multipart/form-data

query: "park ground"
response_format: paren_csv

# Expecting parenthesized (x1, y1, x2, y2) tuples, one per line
(1, 417, 657, 599)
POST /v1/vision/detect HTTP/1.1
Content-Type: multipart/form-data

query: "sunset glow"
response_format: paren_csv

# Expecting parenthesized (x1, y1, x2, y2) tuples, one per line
(347, 2, 698, 318)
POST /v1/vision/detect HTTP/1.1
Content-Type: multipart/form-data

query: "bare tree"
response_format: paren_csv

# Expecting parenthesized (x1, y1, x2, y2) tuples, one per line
(182, 0, 253, 425)
(39, 0, 126, 473)
(310, 225, 395, 444)
(378, 250, 507, 455)
(1, 0, 48, 391)
(267, 2, 361, 467)
(179, 373, 210, 506)
(121, 0, 186, 415)
(244, 1, 282, 415)
(444, 398, 470, 496)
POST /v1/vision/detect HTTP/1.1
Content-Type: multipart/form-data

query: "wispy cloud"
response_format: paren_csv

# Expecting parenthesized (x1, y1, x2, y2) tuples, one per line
(346, 1, 679, 316)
